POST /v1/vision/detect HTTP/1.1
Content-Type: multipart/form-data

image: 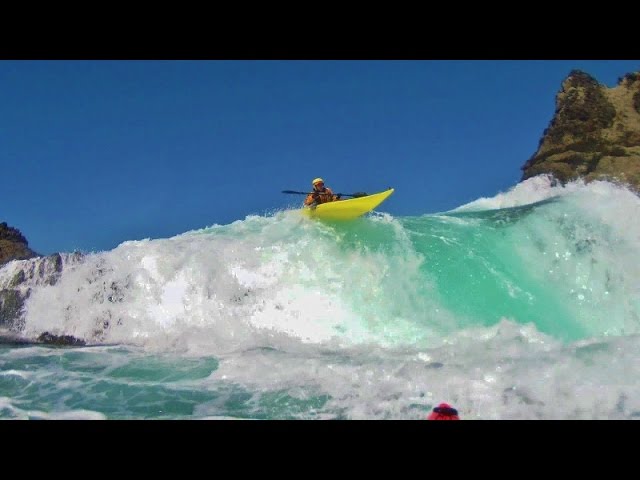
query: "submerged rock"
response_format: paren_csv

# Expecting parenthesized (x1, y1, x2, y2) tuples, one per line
(37, 332, 86, 346)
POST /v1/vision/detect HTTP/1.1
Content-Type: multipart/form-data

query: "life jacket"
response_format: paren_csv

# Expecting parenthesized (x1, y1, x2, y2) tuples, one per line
(304, 187, 337, 206)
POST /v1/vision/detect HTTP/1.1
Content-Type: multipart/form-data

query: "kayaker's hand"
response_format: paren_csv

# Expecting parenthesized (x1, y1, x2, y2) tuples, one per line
(336, 195, 341, 200)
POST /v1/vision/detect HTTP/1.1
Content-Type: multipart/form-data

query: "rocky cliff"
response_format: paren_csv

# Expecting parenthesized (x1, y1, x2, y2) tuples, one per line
(521, 70, 640, 189)
(0, 222, 39, 266)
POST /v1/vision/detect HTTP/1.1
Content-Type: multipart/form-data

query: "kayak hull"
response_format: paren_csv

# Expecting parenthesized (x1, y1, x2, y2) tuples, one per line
(301, 188, 394, 220)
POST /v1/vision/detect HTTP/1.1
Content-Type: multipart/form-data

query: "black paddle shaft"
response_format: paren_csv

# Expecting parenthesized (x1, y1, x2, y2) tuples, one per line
(281, 190, 368, 198)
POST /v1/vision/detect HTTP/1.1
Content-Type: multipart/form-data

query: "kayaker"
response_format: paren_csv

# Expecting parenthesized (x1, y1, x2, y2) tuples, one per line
(304, 178, 341, 208)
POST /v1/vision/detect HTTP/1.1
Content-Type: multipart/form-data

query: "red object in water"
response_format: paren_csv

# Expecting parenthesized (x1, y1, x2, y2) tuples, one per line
(427, 402, 460, 420)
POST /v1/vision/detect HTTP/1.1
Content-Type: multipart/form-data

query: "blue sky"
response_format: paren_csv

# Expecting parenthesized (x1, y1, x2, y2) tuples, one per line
(2, 60, 639, 255)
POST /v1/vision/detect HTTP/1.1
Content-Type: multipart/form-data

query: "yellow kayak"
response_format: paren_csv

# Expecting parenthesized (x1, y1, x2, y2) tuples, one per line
(302, 188, 394, 220)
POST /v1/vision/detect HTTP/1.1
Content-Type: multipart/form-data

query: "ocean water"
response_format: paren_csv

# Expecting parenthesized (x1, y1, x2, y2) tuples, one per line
(2, 175, 640, 420)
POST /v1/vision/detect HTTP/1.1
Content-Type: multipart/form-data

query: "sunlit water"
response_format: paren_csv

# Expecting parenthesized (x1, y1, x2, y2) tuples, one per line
(2, 176, 640, 419)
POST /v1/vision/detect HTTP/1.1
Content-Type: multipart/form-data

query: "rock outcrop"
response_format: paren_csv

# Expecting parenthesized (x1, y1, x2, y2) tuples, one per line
(0, 222, 39, 266)
(0, 253, 66, 330)
(0, 251, 87, 345)
(521, 70, 640, 189)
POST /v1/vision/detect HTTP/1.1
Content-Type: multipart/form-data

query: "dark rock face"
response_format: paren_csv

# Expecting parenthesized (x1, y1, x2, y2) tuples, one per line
(1, 249, 127, 347)
(522, 70, 640, 189)
(0, 222, 72, 331)
(37, 332, 86, 346)
(0, 226, 106, 347)
(0, 222, 39, 266)
(0, 253, 82, 331)
(0, 288, 28, 328)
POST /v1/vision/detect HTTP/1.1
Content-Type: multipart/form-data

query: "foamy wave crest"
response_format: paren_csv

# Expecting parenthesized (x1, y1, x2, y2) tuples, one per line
(2, 211, 446, 354)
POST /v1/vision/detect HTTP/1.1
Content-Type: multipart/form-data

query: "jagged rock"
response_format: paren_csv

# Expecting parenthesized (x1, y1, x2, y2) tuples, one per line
(0, 253, 79, 331)
(522, 70, 640, 189)
(37, 332, 86, 346)
(0, 222, 28, 244)
(0, 288, 28, 328)
(9, 270, 26, 288)
(0, 222, 39, 266)
(0, 226, 91, 342)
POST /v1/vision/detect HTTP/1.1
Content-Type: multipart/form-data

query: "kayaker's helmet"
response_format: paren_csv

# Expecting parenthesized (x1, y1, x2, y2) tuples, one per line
(312, 178, 324, 186)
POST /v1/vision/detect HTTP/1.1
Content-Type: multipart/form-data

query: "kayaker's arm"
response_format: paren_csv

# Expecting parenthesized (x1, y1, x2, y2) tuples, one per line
(304, 192, 320, 207)
(304, 189, 340, 207)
